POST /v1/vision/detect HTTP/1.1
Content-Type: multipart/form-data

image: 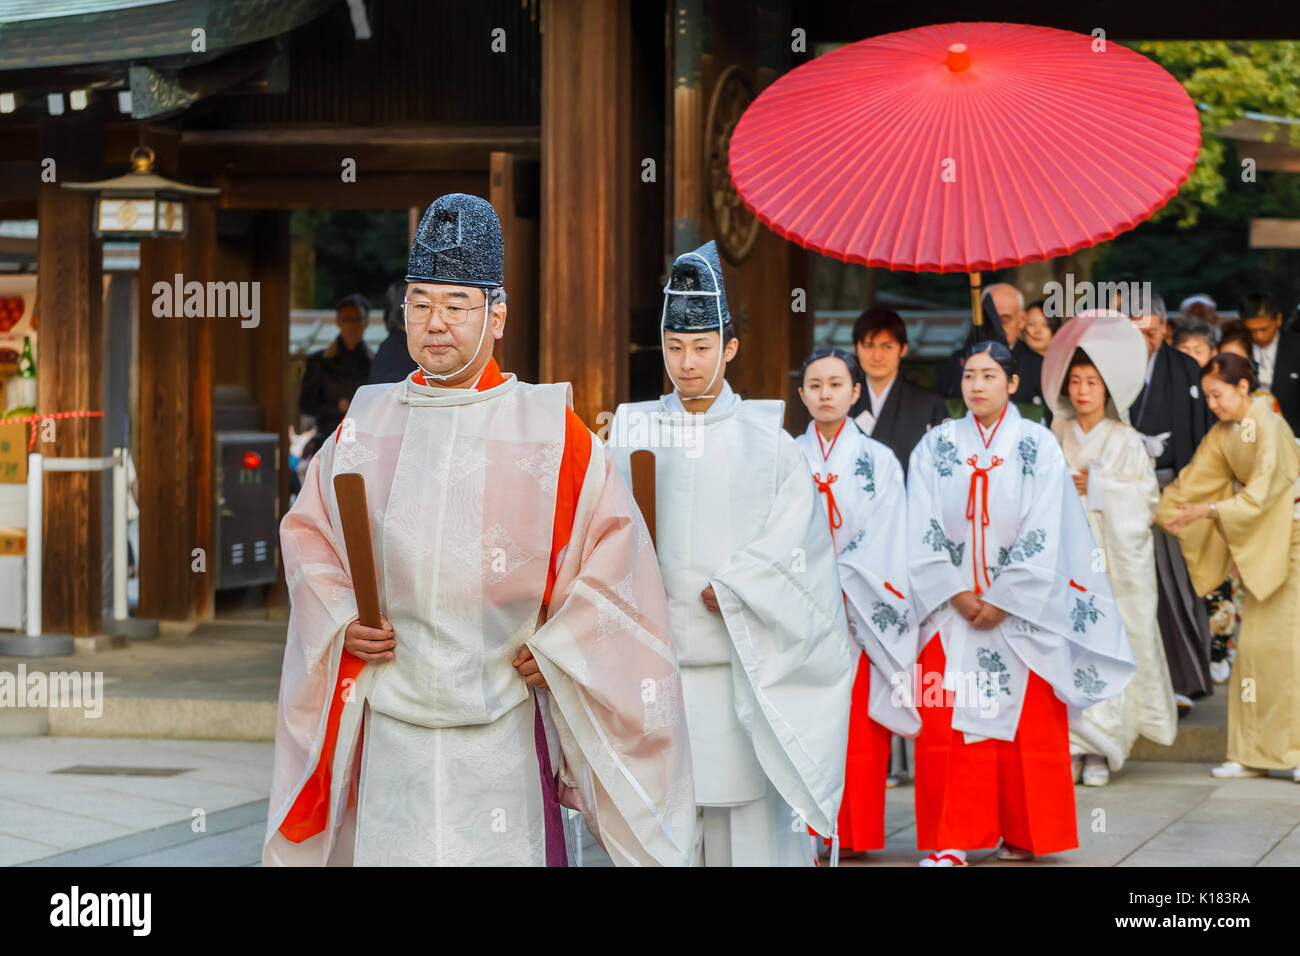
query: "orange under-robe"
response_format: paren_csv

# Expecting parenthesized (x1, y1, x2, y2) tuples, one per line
(913, 631, 1077, 855)
(278, 357, 591, 843)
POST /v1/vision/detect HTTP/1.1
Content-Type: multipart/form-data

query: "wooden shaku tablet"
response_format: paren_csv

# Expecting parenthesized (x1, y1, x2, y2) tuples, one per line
(332, 472, 383, 629)
(629, 448, 656, 550)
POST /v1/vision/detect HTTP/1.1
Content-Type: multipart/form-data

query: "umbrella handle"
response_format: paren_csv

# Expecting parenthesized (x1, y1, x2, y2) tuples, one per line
(969, 271, 982, 326)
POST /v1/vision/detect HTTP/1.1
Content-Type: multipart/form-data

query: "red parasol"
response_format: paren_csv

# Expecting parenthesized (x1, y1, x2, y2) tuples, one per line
(729, 22, 1201, 285)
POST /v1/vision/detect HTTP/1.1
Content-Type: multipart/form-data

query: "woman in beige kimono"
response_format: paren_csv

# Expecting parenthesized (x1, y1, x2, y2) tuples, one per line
(1158, 352, 1300, 783)
(1043, 311, 1178, 786)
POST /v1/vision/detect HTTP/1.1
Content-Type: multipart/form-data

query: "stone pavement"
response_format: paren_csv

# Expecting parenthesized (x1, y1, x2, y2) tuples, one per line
(0, 736, 271, 866)
(0, 735, 1294, 866)
(848, 761, 1300, 867)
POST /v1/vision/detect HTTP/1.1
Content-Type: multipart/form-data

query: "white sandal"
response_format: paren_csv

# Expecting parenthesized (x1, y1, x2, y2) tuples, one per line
(1210, 760, 1265, 779)
(919, 849, 967, 867)
(996, 842, 1034, 861)
(1082, 754, 1109, 787)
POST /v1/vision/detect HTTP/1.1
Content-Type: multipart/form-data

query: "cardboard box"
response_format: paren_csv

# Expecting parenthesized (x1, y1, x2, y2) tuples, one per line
(0, 527, 24, 555)
(0, 421, 26, 484)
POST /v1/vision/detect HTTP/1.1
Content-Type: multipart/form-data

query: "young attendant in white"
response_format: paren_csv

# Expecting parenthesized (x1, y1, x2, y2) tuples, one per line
(607, 241, 854, 867)
(1043, 312, 1178, 786)
(795, 348, 920, 858)
(907, 341, 1135, 866)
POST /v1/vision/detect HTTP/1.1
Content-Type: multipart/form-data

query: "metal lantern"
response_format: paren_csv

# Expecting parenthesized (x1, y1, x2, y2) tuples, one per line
(62, 145, 220, 239)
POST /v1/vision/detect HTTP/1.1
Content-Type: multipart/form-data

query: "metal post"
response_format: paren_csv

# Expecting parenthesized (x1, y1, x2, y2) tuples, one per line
(112, 446, 127, 623)
(25, 451, 41, 637)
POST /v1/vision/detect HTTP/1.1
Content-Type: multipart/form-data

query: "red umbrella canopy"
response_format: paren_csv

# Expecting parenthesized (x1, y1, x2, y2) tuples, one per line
(729, 22, 1201, 273)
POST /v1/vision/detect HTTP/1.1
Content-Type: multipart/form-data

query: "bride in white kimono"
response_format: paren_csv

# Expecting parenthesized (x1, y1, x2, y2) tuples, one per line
(1043, 311, 1178, 786)
(793, 348, 921, 857)
(906, 340, 1135, 866)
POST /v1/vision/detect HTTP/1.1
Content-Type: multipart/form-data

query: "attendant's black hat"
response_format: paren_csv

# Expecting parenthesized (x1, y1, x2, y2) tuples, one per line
(663, 240, 731, 334)
(406, 193, 503, 289)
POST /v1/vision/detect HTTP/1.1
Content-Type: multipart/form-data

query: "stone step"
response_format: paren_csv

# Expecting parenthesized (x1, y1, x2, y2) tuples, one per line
(0, 698, 274, 741)
(45, 697, 277, 741)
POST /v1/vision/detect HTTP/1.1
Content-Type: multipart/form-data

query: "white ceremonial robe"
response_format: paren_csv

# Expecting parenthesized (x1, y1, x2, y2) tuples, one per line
(905, 405, 1136, 743)
(607, 384, 855, 866)
(1053, 417, 1178, 769)
(794, 421, 921, 737)
(264, 369, 695, 867)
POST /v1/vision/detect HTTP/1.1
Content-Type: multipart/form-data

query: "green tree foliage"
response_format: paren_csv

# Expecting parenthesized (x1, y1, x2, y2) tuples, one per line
(1133, 41, 1300, 227)
(1094, 139, 1300, 317)
(291, 209, 409, 309)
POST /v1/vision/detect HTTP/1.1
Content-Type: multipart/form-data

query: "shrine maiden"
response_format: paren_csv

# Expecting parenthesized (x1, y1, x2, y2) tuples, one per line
(607, 241, 854, 867)
(794, 347, 920, 857)
(906, 340, 1135, 866)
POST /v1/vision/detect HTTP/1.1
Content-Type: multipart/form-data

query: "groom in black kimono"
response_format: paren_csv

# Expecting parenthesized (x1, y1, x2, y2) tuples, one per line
(848, 307, 949, 477)
(1128, 292, 1214, 705)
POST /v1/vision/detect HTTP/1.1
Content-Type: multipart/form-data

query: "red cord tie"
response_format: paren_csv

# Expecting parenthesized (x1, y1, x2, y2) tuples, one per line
(813, 471, 842, 533)
(965, 454, 1003, 595)
(0, 410, 106, 450)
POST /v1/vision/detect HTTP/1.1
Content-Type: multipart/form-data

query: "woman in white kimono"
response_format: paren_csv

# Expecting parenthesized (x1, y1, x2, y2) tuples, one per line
(794, 348, 921, 858)
(906, 341, 1135, 866)
(1042, 312, 1178, 786)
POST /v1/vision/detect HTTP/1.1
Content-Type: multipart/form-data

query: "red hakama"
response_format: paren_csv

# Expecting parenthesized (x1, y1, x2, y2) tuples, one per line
(813, 649, 893, 852)
(914, 632, 1077, 854)
(839, 651, 894, 851)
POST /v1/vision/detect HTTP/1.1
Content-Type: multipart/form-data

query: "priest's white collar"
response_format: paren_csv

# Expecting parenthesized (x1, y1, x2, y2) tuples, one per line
(660, 379, 741, 422)
(400, 368, 519, 407)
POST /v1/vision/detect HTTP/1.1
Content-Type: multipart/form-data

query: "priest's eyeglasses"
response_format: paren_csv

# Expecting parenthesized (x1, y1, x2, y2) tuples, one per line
(402, 296, 486, 327)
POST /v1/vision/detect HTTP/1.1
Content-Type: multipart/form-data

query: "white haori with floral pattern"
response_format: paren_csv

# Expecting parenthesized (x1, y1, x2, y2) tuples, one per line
(905, 404, 1135, 743)
(795, 420, 921, 737)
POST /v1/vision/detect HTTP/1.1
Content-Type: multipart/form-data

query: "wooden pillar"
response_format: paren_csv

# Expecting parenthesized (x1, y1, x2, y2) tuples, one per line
(490, 152, 540, 384)
(134, 176, 216, 623)
(36, 150, 104, 636)
(671, 0, 705, 257)
(251, 211, 291, 615)
(136, 237, 193, 621)
(540, 0, 631, 426)
(188, 199, 217, 620)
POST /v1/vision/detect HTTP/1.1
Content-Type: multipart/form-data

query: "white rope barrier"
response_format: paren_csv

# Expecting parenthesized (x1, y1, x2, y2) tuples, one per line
(23, 448, 129, 638)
